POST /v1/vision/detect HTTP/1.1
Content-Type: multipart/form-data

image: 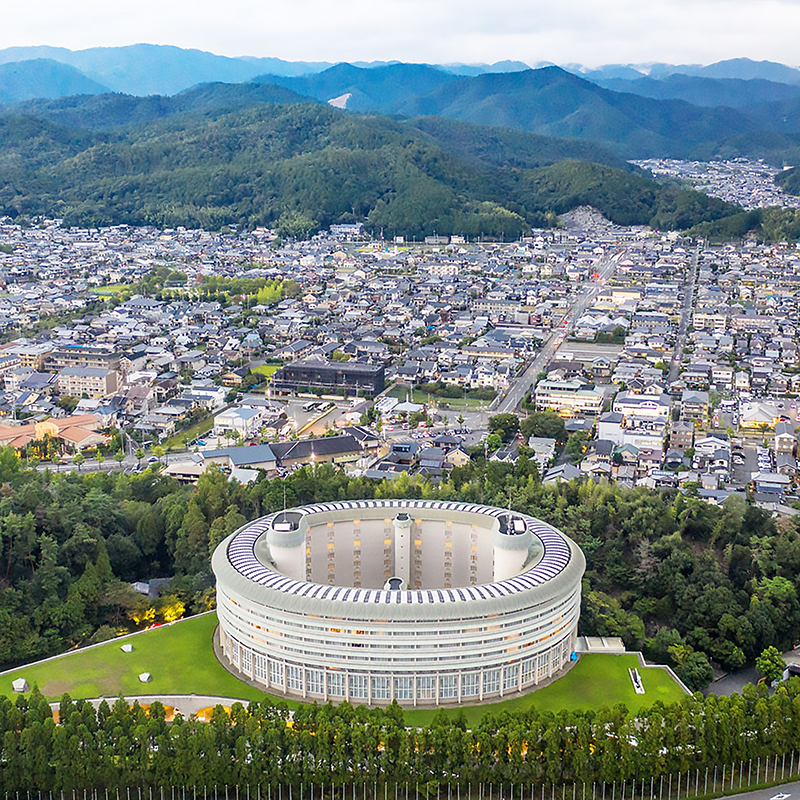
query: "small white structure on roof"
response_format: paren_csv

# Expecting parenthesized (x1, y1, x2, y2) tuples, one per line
(11, 677, 28, 693)
(138, 672, 152, 683)
(121, 643, 134, 653)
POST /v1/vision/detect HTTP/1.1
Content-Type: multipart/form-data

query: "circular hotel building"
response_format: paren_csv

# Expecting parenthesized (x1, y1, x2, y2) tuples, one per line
(212, 500, 585, 707)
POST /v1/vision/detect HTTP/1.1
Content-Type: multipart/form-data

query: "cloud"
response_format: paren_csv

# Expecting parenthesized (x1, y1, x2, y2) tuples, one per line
(2, 0, 800, 67)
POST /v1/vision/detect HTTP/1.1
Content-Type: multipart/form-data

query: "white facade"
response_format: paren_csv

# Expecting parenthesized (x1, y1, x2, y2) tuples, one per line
(213, 500, 585, 707)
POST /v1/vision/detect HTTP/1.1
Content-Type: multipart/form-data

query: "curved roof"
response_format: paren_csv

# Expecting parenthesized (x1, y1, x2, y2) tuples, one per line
(214, 500, 585, 620)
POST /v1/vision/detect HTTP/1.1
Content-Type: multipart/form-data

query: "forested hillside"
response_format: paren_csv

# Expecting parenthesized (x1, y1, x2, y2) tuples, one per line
(0, 102, 739, 236)
(2, 447, 799, 694)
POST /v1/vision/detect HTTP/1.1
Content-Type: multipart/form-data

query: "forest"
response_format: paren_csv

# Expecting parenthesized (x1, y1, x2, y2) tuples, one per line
(2, 681, 800, 790)
(1, 440, 799, 695)
(0, 102, 740, 237)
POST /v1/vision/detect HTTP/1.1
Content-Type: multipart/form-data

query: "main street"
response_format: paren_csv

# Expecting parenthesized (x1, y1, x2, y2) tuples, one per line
(668, 243, 700, 384)
(493, 250, 620, 415)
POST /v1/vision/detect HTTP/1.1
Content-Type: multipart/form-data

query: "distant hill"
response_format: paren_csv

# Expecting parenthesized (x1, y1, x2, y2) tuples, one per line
(0, 102, 738, 236)
(408, 115, 633, 171)
(774, 166, 800, 194)
(398, 66, 769, 158)
(648, 58, 800, 84)
(253, 63, 458, 112)
(593, 74, 800, 109)
(0, 44, 325, 96)
(0, 59, 108, 104)
(5, 82, 320, 130)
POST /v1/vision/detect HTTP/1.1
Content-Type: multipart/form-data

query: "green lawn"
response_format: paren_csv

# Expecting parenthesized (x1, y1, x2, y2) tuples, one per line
(89, 284, 130, 295)
(252, 364, 280, 379)
(2, 617, 686, 724)
(0, 614, 273, 704)
(387, 385, 490, 411)
(403, 654, 688, 726)
(163, 414, 215, 451)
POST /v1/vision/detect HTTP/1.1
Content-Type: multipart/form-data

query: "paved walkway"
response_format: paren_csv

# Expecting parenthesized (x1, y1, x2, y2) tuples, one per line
(48, 694, 252, 718)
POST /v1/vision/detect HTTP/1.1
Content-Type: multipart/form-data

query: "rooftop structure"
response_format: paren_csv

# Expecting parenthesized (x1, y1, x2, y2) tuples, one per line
(213, 499, 585, 707)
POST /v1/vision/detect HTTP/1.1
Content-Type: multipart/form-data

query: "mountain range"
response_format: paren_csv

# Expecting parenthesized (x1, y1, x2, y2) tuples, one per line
(3, 45, 800, 238)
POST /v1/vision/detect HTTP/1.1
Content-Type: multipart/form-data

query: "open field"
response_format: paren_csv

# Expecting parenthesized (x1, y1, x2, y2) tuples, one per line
(252, 364, 280, 379)
(162, 414, 215, 450)
(403, 654, 687, 726)
(0, 614, 272, 704)
(2, 615, 686, 724)
(386, 385, 491, 411)
(89, 284, 131, 295)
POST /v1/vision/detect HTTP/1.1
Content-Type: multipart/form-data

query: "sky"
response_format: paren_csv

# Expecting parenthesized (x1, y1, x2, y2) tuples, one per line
(3, 0, 800, 67)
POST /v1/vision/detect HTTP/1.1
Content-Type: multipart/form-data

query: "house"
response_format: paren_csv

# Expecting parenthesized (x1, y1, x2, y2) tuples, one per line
(534, 379, 605, 416)
(612, 392, 672, 420)
(670, 420, 694, 450)
(213, 407, 264, 440)
(774, 421, 797, 456)
(444, 446, 471, 468)
(202, 444, 278, 473)
(681, 390, 709, 422)
(527, 437, 557, 471)
(543, 463, 583, 483)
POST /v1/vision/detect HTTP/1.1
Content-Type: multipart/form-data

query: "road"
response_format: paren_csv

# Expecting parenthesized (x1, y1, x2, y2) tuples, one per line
(721, 779, 800, 800)
(667, 244, 699, 385)
(493, 251, 620, 415)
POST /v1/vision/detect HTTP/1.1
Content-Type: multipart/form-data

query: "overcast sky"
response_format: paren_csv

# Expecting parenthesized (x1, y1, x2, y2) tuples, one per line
(4, 0, 800, 68)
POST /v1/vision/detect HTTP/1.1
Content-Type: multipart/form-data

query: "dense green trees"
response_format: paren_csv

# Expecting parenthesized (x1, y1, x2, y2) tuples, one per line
(3, 681, 800, 790)
(1, 439, 799, 681)
(0, 102, 745, 237)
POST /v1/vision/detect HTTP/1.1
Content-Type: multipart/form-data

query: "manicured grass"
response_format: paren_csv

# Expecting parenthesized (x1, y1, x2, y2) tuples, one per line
(89, 284, 130, 295)
(386, 385, 490, 410)
(0, 614, 273, 704)
(2, 619, 686, 726)
(163, 415, 214, 451)
(403, 655, 688, 726)
(252, 365, 280, 379)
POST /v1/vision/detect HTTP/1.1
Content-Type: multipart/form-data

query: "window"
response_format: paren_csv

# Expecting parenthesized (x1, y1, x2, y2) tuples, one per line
(417, 675, 436, 701)
(440, 674, 458, 699)
(522, 658, 535, 686)
(462, 672, 479, 697)
(394, 676, 413, 700)
(503, 664, 518, 691)
(287, 665, 303, 691)
(483, 669, 500, 695)
(538, 651, 549, 679)
(241, 647, 252, 674)
(306, 669, 323, 695)
(328, 672, 346, 697)
(254, 654, 267, 682)
(269, 660, 284, 686)
(372, 676, 391, 700)
(350, 674, 368, 699)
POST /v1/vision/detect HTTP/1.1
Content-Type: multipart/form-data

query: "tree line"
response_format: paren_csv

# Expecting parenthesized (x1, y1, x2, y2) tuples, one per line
(2, 680, 800, 791)
(1, 433, 799, 688)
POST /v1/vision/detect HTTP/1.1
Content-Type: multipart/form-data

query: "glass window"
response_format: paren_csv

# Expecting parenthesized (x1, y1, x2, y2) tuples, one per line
(269, 660, 284, 686)
(394, 676, 413, 700)
(254, 654, 267, 682)
(287, 665, 303, 691)
(328, 672, 346, 697)
(503, 664, 518, 691)
(440, 674, 458, 699)
(483, 669, 500, 695)
(417, 675, 436, 701)
(372, 676, 391, 700)
(241, 647, 252, 674)
(306, 669, 323, 696)
(350, 674, 368, 699)
(462, 673, 479, 697)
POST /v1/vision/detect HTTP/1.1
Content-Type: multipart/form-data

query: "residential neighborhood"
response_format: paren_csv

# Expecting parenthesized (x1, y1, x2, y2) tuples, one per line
(0, 206, 799, 514)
